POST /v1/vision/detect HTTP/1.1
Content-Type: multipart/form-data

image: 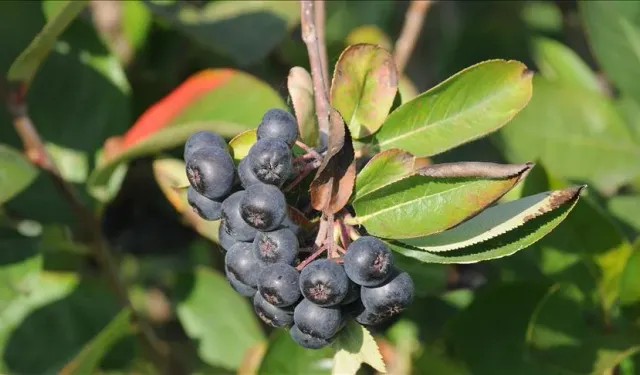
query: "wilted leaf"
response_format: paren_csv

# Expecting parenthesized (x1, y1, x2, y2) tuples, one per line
(330, 43, 398, 139)
(60, 309, 132, 375)
(145, 0, 300, 65)
(258, 330, 332, 375)
(532, 37, 601, 93)
(0, 144, 38, 204)
(176, 267, 264, 370)
(310, 109, 356, 214)
(446, 282, 554, 375)
(7, 0, 87, 85)
(373, 60, 533, 157)
(527, 284, 640, 374)
(352, 161, 533, 239)
(288, 67, 319, 147)
(387, 185, 584, 263)
(580, 1, 640, 103)
(496, 76, 640, 191)
(332, 321, 386, 375)
(400, 187, 586, 252)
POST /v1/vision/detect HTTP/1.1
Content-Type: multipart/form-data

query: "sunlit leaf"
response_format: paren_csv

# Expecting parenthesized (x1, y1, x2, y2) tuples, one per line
(332, 321, 386, 375)
(0, 145, 38, 204)
(288, 67, 319, 147)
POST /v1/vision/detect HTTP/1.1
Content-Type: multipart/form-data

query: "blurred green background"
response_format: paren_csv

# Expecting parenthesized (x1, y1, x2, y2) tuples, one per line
(0, 0, 639, 374)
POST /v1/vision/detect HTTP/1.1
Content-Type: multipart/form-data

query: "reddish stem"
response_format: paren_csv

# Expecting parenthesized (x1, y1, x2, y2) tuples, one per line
(337, 219, 351, 249)
(295, 139, 322, 160)
(284, 161, 319, 192)
(296, 245, 327, 270)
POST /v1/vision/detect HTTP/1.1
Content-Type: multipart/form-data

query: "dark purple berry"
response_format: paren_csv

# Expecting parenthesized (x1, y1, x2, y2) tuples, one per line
(238, 157, 262, 188)
(253, 227, 298, 265)
(186, 147, 235, 199)
(240, 183, 286, 231)
(299, 259, 349, 306)
(344, 236, 393, 287)
(258, 263, 301, 307)
(290, 325, 332, 349)
(341, 281, 360, 305)
(187, 186, 222, 221)
(221, 191, 257, 241)
(294, 299, 342, 340)
(253, 293, 293, 328)
(225, 242, 261, 288)
(257, 109, 299, 147)
(225, 268, 257, 297)
(248, 138, 292, 186)
(184, 131, 227, 161)
(360, 268, 414, 321)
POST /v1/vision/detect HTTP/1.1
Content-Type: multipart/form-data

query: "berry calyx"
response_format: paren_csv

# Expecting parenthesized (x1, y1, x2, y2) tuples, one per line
(186, 147, 235, 200)
(299, 259, 349, 306)
(221, 191, 258, 242)
(240, 183, 287, 231)
(344, 236, 393, 287)
(253, 227, 298, 265)
(248, 138, 292, 186)
(258, 263, 301, 307)
(253, 293, 293, 328)
(360, 268, 414, 322)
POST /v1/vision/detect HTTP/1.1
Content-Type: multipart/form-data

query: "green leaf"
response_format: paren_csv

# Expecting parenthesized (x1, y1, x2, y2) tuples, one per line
(580, 1, 640, 103)
(0, 232, 130, 374)
(176, 267, 264, 370)
(288, 67, 319, 147)
(495, 76, 640, 191)
(446, 282, 554, 375)
(60, 308, 133, 375)
(0, 144, 38, 204)
(258, 330, 332, 375)
(608, 195, 640, 232)
(532, 37, 601, 93)
(373, 59, 533, 157)
(330, 43, 398, 139)
(7, 0, 87, 85)
(527, 284, 640, 374)
(352, 160, 533, 239)
(620, 239, 640, 322)
(400, 186, 586, 252)
(229, 129, 258, 164)
(352, 149, 430, 201)
(332, 321, 386, 375)
(145, 0, 300, 66)
(387, 185, 584, 264)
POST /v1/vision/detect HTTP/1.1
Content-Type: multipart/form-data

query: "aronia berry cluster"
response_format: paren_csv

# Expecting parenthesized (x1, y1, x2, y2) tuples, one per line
(184, 109, 414, 349)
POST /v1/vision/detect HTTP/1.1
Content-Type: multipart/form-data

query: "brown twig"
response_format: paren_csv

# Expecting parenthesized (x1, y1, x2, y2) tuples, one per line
(300, 0, 331, 134)
(295, 139, 322, 160)
(314, 0, 329, 93)
(4, 84, 171, 374)
(296, 244, 327, 271)
(394, 0, 432, 76)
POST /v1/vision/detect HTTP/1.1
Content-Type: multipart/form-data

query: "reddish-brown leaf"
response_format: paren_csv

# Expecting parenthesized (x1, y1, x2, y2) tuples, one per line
(310, 108, 356, 214)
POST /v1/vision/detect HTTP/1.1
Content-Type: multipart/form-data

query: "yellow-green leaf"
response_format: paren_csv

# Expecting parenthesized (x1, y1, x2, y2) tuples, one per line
(288, 67, 319, 146)
(330, 43, 398, 139)
(332, 321, 386, 375)
(0, 144, 39, 204)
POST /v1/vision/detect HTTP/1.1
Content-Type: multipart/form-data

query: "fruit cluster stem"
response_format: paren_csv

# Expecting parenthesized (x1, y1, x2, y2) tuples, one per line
(3, 83, 174, 374)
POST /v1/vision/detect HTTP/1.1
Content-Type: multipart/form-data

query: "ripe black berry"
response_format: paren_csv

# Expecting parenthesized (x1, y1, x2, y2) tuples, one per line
(218, 222, 237, 251)
(186, 147, 235, 199)
(221, 191, 258, 241)
(344, 236, 393, 287)
(240, 183, 286, 231)
(253, 227, 298, 265)
(290, 324, 332, 350)
(360, 268, 414, 321)
(184, 131, 227, 161)
(341, 281, 361, 305)
(248, 138, 292, 186)
(253, 293, 293, 328)
(187, 186, 222, 221)
(258, 263, 301, 307)
(238, 157, 262, 189)
(299, 259, 349, 306)
(225, 242, 262, 288)
(257, 109, 299, 147)
(226, 268, 257, 297)
(294, 299, 343, 340)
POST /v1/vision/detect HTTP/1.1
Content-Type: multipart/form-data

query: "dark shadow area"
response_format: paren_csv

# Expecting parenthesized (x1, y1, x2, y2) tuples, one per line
(2, 280, 134, 374)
